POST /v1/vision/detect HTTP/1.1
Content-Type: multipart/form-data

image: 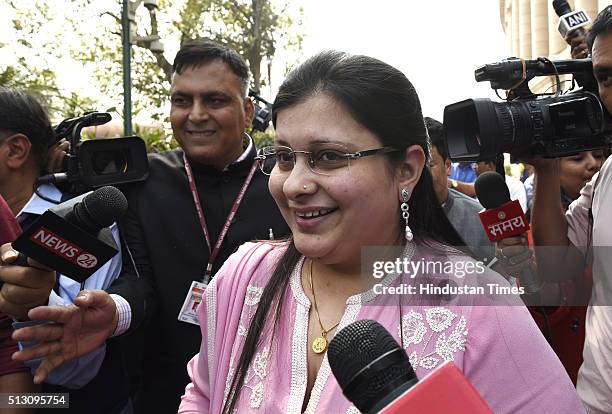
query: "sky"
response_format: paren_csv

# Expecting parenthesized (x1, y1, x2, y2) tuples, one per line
(293, 0, 508, 120)
(0, 0, 509, 122)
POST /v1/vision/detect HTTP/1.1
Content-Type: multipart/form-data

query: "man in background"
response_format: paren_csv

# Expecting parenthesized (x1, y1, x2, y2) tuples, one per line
(0, 194, 35, 414)
(475, 155, 528, 213)
(10, 40, 290, 413)
(426, 117, 494, 262)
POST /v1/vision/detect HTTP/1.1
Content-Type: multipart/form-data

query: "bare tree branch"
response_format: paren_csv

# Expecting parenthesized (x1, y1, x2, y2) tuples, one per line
(100, 11, 121, 23)
(227, 0, 253, 24)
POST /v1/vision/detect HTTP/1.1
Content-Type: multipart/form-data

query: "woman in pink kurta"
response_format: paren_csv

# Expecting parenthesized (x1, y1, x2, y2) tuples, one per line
(180, 51, 584, 414)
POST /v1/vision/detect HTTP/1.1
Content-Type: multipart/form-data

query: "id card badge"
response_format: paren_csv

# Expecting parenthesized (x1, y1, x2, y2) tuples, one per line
(178, 281, 207, 325)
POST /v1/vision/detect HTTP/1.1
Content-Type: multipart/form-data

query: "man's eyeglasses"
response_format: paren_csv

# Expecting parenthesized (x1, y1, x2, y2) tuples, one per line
(255, 143, 400, 176)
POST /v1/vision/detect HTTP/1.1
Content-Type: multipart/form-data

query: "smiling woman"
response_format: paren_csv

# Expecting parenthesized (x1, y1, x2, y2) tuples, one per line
(178, 51, 586, 414)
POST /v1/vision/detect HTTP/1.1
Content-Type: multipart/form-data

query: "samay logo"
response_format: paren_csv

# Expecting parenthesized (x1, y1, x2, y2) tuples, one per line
(30, 227, 98, 268)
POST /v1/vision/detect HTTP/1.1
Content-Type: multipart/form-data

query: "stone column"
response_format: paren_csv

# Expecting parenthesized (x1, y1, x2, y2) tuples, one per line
(519, 0, 532, 58)
(548, 0, 567, 56)
(531, 0, 549, 58)
(512, 0, 521, 56)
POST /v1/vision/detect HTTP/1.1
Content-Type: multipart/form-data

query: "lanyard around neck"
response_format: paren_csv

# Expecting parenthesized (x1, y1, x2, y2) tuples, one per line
(183, 153, 258, 283)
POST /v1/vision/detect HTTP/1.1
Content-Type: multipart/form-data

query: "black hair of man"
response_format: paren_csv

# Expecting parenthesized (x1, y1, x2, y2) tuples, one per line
(424, 116, 448, 161)
(479, 154, 506, 178)
(0, 87, 53, 173)
(172, 39, 250, 96)
(588, 5, 612, 51)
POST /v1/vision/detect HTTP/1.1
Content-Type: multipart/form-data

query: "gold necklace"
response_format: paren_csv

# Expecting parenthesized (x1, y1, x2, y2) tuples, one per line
(309, 259, 340, 354)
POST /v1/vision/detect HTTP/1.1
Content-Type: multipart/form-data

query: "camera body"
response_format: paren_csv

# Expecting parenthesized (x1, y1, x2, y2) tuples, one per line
(41, 112, 149, 194)
(249, 90, 272, 132)
(444, 57, 612, 162)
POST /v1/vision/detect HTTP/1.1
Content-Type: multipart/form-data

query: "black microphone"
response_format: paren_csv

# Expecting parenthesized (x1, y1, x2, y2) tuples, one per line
(11, 186, 127, 283)
(551, 0, 597, 90)
(328, 319, 417, 414)
(328, 320, 494, 413)
(552, 0, 591, 40)
(475, 172, 542, 295)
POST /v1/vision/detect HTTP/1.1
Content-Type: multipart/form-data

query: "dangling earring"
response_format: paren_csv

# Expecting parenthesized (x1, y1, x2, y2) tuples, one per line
(401, 187, 413, 241)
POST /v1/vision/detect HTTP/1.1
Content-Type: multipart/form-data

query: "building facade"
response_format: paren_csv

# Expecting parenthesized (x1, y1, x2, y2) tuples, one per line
(499, 0, 608, 91)
(500, 0, 608, 59)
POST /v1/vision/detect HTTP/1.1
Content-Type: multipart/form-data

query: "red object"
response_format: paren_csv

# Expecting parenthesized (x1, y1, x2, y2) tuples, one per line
(379, 362, 493, 414)
(478, 199, 530, 242)
(0, 195, 29, 376)
(0, 196, 20, 243)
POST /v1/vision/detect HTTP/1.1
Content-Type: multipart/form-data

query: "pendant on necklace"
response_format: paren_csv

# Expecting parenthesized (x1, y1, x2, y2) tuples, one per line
(312, 336, 328, 354)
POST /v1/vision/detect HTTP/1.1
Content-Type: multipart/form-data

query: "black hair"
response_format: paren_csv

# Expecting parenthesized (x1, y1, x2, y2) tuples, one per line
(0, 87, 53, 173)
(222, 51, 467, 413)
(588, 5, 612, 51)
(172, 39, 250, 96)
(424, 117, 448, 161)
(479, 154, 506, 178)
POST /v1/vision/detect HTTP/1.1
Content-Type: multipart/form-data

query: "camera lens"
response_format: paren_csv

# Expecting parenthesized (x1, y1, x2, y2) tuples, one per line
(91, 149, 129, 175)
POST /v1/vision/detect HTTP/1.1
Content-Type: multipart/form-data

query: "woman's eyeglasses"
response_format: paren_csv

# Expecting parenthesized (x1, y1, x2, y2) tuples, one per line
(255, 143, 400, 176)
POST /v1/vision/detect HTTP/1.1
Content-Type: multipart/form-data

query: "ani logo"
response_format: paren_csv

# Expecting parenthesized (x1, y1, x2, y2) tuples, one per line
(497, 211, 506, 220)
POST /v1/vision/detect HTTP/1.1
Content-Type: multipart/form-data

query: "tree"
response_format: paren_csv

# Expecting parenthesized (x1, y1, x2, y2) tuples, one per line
(4, 0, 303, 125)
(167, 0, 303, 92)
(1, 1, 97, 117)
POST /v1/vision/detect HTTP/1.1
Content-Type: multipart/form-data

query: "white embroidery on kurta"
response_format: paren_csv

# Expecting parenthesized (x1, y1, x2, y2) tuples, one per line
(223, 365, 236, 405)
(223, 284, 268, 409)
(245, 285, 264, 306)
(206, 277, 218, 389)
(253, 347, 269, 379)
(286, 256, 310, 414)
(399, 310, 427, 346)
(249, 381, 264, 409)
(237, 284, 264, 336)
(426, 307, 456, 332)
(242, 346, 270, 409)
(346, 405, 362, 414)
(399, 307, 467, 371)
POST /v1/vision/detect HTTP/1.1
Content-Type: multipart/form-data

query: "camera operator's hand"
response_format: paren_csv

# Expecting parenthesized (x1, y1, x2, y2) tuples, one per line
(46, 138, 69, 173)
(495, 235, 534, 278)
(521, 157, 559, 174)
(11, 290, 118, 384)
(0, 244, 56, 320)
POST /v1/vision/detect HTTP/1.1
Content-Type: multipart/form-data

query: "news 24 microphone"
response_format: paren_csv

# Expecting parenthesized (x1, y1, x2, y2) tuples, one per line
(11, 186, 127, 283)
(475, 172, 542, 294)
(328, 319, 493, 414)
(552, 0, 591, 39)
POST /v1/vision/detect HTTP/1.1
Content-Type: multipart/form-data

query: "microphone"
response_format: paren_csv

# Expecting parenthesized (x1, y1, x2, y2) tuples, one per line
(552, 0, 591, 39)
(475, 172, 542, 294)
(11, 186, 127, 283)
(328, 319, 493, 414)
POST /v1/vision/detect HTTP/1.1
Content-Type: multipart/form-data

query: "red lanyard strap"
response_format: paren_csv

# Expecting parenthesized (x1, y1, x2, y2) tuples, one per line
(183, 153, 258, 283)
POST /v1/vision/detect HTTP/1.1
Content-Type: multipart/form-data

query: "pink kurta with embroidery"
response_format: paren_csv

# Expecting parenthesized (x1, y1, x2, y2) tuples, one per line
(179, 242, 585, 414)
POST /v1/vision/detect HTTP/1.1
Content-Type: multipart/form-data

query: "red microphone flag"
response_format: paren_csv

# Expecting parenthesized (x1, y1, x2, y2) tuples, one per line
(379, 362, 493, 414)
(478, 199, 529, 242)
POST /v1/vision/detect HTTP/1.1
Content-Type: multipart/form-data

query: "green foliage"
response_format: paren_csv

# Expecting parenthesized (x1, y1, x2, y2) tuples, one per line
(173, 0, 303, 90)
(251, 129, 275, 149)
(134, 124, 180, 153)
(1, 0, 96, 117)
(4, 0, 302, 150)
